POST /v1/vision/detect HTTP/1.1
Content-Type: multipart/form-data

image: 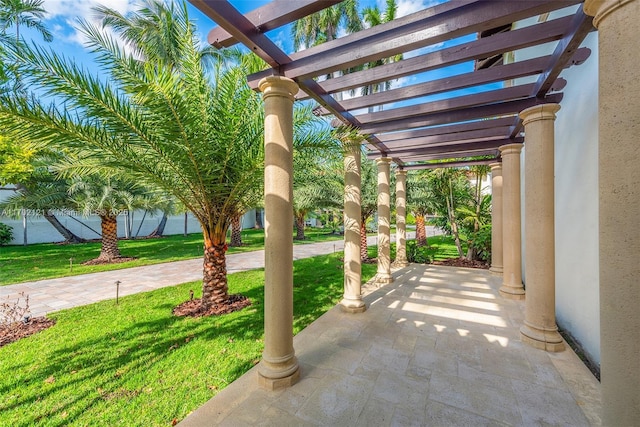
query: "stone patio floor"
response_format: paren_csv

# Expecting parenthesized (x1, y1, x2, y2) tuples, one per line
(179, 264, 602, 427)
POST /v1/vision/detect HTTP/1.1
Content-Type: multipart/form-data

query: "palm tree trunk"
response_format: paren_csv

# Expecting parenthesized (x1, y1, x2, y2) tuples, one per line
(98, 214, 121, 261)
(294, 213, 306, 240)
(202, 240, 228, 308)
(360, 218, 369, 261)
(229, 215, 243, 246)
(43, 210, 85, 243)
(255, 209, 263, 229)
(415, 214, 427, 247)
(148, 213, 167, 237)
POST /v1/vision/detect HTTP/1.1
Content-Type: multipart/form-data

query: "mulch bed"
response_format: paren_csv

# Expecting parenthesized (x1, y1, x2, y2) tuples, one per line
(82, 256, 138, 266)
(432, 257, 490, 269)
(173, 294, 251, 318)
(0, 317, 56, 348)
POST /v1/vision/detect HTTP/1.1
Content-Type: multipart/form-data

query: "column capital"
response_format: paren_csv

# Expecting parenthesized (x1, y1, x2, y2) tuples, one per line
(376, 157, 392, 166)
(519, 104, 561, 126)
(258, 76, 299, 101)
(584, 0, 637, 28)
(395, 169, 408, 177)
(489, 162, 502, 171)
(499, 143, 523, 156)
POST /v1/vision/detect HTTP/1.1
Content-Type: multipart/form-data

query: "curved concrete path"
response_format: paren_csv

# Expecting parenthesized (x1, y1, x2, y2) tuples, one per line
(0, 231, 418, 318)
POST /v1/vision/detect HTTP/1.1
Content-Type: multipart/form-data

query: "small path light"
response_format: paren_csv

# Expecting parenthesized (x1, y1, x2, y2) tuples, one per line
(115, 280, 121, 305)
(189, 289, 194, 301)
(69, 257, 74, 272)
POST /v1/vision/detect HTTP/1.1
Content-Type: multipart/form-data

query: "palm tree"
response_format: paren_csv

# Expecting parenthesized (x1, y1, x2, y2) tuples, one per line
(0, 0, 51, 41)
(0, 0, 330, 309)
(292, 0, 361, 50)
(407, 169, 436, 247)
(359, 155, 379, 260)
(360, 0, 402, 98)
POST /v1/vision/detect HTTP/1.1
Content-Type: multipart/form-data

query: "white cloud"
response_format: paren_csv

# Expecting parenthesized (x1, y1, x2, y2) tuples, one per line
(395, 0, 441, 18)
(43, 0, 139, 46)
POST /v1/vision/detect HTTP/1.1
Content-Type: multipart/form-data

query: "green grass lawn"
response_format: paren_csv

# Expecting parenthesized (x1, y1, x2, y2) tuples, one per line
(0, 252, 378, 427)
(0, 228, 343, 285)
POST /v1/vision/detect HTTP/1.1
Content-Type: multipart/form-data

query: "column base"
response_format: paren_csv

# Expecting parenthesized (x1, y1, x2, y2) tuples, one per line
(499, 285, 525, 300)
(257, 355, 299, 390)
(340, 297, 367, 313)
(520, 322, 565, 352)
(489, 266, 503, 275)
(257, 366, 300, 390)
(374, 273, 394, 285)
(392, 259, 409, 268)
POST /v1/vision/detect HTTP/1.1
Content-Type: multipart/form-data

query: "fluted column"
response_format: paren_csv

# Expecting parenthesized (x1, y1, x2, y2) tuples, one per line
(257, 76, 299, 389)
(519, 104, 564, 352)
(394, 169, 409, 267)
(341, 139, 366, 313)
(584, 0, 640, 423)
(489, 162, 503, 275)
(375, 157, 393, 284)
(499, 143, 524, 299)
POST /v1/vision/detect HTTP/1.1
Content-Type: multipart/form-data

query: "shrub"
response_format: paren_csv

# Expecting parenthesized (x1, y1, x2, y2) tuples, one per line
(0, 222, 13, 246)
(468, 224, 492, 262)
(406, 240, 433, 264)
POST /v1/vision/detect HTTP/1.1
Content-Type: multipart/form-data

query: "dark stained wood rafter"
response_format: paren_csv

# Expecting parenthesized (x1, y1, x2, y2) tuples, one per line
(403, 158, 498, 171)
(356, 84, 538, 125)
(246, 0, 581, 85)
(373, 127, 515, 152)
(189, 0, 594, 167)
(372, 139, 519, 158)
(375, 117, 516, 143)
(359, 94, 563, 134)
(206, 0, 343, 48)
(266, 14, 576, 95)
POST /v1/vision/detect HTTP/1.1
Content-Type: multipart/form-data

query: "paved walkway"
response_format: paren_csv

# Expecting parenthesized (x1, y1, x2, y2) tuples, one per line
(1, 231, 418, 318)
(179, 264, 602, 426)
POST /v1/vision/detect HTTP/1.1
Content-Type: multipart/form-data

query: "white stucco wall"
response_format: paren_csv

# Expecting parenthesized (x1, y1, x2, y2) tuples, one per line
(513, 14, 600, 364)
(553, 32, 600, 365)
(0, 202, 257, 245)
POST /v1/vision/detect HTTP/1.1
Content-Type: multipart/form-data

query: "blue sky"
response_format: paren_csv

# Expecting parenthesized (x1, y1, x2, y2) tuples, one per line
(17, 0, 496, 113)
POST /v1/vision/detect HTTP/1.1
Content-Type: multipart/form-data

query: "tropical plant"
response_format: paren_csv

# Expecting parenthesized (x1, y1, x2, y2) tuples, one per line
(0, 221, 12, 245)
(428, 168, 471, 258)
(407, 169, 436, 247)
(291, 0, 361, 50)
(457, 165, 491, 260)
(0, 0, 331, 309)
(0, 0, 51, 41)
(359, 154, 378, 260)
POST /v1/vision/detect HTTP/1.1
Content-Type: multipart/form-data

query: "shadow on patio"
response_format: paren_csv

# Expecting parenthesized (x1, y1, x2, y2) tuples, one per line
(179, 264, 601, 426)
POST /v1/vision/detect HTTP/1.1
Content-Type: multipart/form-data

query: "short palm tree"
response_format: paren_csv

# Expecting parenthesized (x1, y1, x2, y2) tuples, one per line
(407, 169, 436, 247)
(0, 0, 330, 309)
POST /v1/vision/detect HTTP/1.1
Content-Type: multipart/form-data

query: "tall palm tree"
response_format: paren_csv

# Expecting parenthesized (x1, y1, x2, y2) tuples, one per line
(0, 0, 51, 41)
(292, 0, 361, 50)
(360, 0, 402, 98)
(407, 169, 436, 247)
(0, 0, 330, 309)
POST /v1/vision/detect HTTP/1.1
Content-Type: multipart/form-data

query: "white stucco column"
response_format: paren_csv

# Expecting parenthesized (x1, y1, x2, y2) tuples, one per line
(375, 157, 394, 284)
(394, 169, 409, 267)
(519, 104, 564, 352)
(257, 76, 299, 390)
(341, 139, 366, 313)
(499, 143, 525, 299)
(489, 162, 503, 275)
(584, 0, 640, 423)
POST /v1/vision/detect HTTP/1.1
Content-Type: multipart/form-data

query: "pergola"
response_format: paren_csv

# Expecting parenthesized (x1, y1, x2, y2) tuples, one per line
(188, 1, 639, 425)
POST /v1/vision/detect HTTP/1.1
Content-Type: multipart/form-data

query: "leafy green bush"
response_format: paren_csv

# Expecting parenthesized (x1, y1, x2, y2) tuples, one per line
(0, 222, 13, 246)
(406, 240, 433, 264)
(468, 224, 492, 262)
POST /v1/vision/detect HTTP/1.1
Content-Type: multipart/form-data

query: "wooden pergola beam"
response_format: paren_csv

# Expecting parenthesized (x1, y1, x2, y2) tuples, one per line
(374, 139, 515, 158)
(205, 0, 342, 48)
(376, 117, 515, 143)
(290, 15, 573, 98)
(315, 55, 553, 116)
(403, 158, 498, 170)
(371, 148, 504, 162)
(357, 84, 536, 125)
(370, 127, 513, 152)
(247, 2, 578, 88)
(359, 94, 562, 134)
